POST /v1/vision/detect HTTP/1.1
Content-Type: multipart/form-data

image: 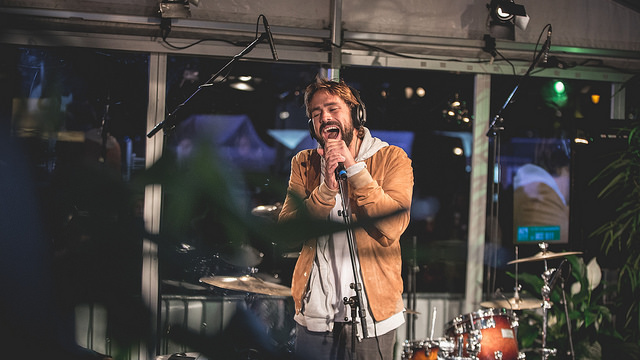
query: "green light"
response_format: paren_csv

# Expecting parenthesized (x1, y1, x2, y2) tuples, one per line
(553, 80, 565, 94)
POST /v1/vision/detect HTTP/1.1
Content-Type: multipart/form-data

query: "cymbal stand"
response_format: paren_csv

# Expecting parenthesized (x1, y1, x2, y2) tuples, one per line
(539, 245, 557, 360)
(513, 246, 522, 303)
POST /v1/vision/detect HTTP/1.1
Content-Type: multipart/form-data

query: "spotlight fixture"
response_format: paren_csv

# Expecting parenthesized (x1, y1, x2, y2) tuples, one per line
(487, 0, 529, 40)
(491, 0, 525, 21)
(159, 0, 199, 19)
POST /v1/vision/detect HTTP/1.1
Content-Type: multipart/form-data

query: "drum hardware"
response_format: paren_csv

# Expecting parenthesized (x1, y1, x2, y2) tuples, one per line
(539, 259, 561, 360)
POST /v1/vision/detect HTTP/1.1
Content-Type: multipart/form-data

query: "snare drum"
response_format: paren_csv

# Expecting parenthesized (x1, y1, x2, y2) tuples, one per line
(445, 308, 520, 360)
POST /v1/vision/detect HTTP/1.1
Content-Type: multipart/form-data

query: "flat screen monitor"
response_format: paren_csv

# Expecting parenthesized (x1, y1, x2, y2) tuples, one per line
(502, 137, 571, 244)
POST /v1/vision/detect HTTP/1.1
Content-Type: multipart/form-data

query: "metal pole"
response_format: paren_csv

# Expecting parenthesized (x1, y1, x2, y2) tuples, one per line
(328, 0, 342, 81)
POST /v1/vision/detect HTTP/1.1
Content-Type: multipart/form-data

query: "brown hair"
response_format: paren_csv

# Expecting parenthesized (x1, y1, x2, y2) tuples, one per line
(304, 76, 360, 121)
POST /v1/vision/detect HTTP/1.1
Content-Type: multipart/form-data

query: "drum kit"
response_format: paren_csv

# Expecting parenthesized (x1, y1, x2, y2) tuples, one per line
(402, 242, 582, 360)
(163, 202, 295, 296)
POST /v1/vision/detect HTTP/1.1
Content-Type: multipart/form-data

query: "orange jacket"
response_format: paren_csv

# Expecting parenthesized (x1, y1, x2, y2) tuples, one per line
(278, 145, 413, 322)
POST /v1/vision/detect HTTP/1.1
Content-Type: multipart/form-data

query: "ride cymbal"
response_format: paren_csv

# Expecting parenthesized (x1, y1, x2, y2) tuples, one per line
(507, 250, 582, 264)
(199, 275, 291, 297)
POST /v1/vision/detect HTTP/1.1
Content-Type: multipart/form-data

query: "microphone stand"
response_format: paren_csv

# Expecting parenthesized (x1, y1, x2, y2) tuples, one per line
(559, 270, 576, 360)
(337, 177, 369, 359)
(485, 33, 550, 295)
(147, 32, 272, 138)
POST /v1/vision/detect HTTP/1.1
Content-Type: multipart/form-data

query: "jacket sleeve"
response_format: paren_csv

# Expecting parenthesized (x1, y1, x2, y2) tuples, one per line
(278, 151, 338, 223)
(349, 146, 413, 247)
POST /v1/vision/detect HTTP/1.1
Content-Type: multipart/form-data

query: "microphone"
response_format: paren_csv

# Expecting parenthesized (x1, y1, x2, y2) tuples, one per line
(262, 15, 278, 61)
(335, 162, 347, 180)
(548, 258, 568, 290)
(542, 25, 552, 65)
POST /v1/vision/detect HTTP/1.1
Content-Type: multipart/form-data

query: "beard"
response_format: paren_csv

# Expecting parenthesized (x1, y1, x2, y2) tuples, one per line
(318, 121, 355, 148)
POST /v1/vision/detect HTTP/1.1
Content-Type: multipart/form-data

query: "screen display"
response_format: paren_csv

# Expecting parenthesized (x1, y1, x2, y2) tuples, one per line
(502, 137, 571, 244)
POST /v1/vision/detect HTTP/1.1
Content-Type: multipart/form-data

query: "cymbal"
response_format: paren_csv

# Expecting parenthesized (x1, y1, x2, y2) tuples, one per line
(251, 203, 281, 220)
(219, 244, 264, 267)
(480, 297, 542, 310)
(405, 309, 421, 315)
(507, 250, 582, 264)
(162, 280, 209, 291)
(199, 275, 291, 297)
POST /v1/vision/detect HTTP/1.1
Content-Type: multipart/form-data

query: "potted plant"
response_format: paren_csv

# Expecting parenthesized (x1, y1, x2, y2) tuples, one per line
(589, 123, 640, 345)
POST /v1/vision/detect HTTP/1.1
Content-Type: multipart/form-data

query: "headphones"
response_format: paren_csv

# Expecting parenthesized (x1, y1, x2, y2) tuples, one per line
(308, 86, 367, 141)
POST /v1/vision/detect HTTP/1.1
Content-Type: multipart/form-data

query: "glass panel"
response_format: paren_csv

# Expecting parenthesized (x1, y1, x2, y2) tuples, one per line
(1, 45, 149, 357)
(157, 55, 321, 354)
(488, 75, 612, 297)
(158, 55, 320, 287)
(156, 58, 475, 299)
(341, 67, 475, 294)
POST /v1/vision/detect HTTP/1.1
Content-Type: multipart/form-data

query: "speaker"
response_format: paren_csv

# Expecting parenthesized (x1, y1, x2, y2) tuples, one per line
(308, 86, 366, 141)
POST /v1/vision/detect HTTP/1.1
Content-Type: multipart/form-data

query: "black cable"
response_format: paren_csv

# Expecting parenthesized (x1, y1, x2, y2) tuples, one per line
(159, 14, 262, 51)
(495, 48, 517, 76)
(532, 23, 551, 64)
(162, 37, 241, 50)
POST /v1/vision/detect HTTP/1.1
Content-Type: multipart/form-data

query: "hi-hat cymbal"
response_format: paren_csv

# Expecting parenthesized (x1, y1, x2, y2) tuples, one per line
(480, 297, 543, 310)
(199, 275, 291, 297)
(404, 309, 421, 315)
(507, 250, 582, 264)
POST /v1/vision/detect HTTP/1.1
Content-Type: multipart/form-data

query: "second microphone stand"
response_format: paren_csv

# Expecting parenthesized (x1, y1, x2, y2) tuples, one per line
(147, 31, 273, 138)
(337, 175, 369, 359)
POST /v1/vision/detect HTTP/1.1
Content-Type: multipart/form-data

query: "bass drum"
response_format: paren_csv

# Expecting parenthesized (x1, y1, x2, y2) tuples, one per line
(445, 308, 521, 360)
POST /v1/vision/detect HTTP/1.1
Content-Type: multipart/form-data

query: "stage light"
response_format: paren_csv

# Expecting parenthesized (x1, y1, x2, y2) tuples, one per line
(159, 0, 200, 19)
(404, 87, 414, 99)
(442, 92, 473, 129)
(591, 94, 601, 104)
(487, 0, 528, 40)
(492, 0, 526, 21)
(553, 80, 566, 94)
(229, 82, 254, 91)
